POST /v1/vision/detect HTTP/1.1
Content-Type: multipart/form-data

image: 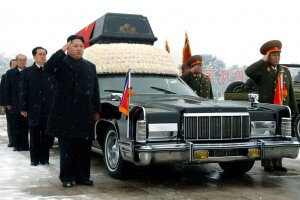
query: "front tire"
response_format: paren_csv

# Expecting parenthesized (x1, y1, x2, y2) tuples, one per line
(104, 126, 128, 179)
(219, 160, 255, 174)
(225, 81, 245, 93)
(294, 115, 300, 141)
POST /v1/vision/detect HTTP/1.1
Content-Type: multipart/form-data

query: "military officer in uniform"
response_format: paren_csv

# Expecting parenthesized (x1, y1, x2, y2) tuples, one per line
(245, 40, 299, 172)
(182, 55, 213, 99)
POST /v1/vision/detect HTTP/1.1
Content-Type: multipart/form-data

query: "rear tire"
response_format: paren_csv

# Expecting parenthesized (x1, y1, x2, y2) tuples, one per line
(219, 160, 255, 174)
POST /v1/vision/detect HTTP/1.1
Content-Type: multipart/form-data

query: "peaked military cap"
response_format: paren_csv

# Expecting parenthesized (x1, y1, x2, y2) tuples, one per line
(260, 40, 282, 55)
(186, 55, 202, 67)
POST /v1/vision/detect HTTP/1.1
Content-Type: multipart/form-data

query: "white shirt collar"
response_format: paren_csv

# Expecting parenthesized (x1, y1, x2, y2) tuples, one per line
(35, 63, 43, 68)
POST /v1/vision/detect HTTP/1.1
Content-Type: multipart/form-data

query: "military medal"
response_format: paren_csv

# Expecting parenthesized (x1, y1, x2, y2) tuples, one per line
(267, 67, 271, 72)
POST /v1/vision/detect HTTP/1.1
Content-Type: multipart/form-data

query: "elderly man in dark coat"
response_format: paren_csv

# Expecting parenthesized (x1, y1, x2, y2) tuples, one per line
(5, 54, 29, 151)
(20, 47, 55, 166)
(245, 40, 299, 173)
(44, 35, 101, 187)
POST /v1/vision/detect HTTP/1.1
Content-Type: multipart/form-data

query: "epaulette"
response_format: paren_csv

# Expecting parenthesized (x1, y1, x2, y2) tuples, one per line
(203, 74, 208, 78)
(280, 65, 287, 69)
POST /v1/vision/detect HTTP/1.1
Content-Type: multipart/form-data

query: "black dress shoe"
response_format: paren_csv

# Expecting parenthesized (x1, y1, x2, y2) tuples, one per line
(13, 147, 20, 151)
(40, 161, 49, 165)
(7, 144, 13, 147)
(62, 182, 74, 188)
(30, 162, 39, 166)
(264, 166, 274, 172)
(274, 166, 288, 172)
(75, 180, 93, 186)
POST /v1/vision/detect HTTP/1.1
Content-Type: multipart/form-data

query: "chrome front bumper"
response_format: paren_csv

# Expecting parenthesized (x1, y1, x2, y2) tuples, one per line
(134, 139, 300, 166)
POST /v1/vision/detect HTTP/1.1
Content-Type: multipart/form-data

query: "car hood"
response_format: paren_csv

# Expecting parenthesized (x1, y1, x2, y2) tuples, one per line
(131, 94, 249, 113)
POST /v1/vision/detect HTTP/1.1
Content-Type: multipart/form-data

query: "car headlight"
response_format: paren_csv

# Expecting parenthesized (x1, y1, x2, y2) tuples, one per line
(136, 120, 146, 143)
(251, 121, 276, 137)
(148, 123, 178, 140)
(281, 117, 292, 137)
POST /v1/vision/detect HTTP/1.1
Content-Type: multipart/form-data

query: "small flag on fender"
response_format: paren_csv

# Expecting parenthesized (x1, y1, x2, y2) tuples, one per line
(119, 71, 134, 116)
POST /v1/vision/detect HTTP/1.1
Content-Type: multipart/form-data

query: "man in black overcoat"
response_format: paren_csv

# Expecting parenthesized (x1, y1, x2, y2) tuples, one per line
(20, 47, 55, 166)
(44, 35, 101, 187)
(0, 59, 17, 147)
(5, 54, 29, 151)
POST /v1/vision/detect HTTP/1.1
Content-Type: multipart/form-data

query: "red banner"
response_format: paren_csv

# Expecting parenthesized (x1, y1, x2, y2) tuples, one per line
(205, 69, 216, 82)
(220, 69, 230, 83)
(76, 21, 96, 48)
(182, 32, 192, 64)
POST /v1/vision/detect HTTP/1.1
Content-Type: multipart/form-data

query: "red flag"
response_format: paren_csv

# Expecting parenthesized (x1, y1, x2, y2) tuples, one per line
(165, 40, 170, 53)
(76, 21, 96, 48)
(182, 32, 192, 64)
(119, 71, 132, 116)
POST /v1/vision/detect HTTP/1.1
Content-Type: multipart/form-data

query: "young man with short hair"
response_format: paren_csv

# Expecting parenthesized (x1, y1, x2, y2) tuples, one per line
(44, 35, 101, 187)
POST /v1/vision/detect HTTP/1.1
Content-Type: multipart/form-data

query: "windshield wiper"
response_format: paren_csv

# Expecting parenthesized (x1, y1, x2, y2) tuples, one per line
(104, 89, 123, 93)
(150, 86, 176, 94)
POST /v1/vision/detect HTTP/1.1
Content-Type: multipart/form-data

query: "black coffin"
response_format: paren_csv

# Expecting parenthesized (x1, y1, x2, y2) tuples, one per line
(90, 13, 157, 45)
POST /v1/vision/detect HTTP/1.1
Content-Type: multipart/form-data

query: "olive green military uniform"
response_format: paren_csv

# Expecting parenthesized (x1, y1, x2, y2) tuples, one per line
(246, 59, 299, 171)
(182, 71, 213, 99)
(246, 40, 299, 172)
(245, 59, 298, 114)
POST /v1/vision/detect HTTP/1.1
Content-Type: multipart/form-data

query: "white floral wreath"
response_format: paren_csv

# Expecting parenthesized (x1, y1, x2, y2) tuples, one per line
(83, 43, 179, 75)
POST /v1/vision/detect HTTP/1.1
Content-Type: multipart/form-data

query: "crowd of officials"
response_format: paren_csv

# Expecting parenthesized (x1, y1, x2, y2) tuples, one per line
(0, 38, 297, 187)
(0, 35, 101, 188)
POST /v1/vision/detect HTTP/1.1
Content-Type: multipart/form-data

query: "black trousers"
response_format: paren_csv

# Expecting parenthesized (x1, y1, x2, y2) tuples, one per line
(11, 113, 29, 149)
(58, 137, 92, 183)
(30, 124, 54, 164)
(6, 112, 13, 146)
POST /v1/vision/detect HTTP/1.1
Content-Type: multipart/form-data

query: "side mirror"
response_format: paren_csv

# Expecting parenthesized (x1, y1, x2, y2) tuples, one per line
(248, 93, 259, 105)
(111, 93, 123, 101)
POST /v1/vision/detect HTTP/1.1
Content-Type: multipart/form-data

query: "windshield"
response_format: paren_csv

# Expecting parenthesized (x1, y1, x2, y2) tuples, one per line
(98, 74, 197, 97)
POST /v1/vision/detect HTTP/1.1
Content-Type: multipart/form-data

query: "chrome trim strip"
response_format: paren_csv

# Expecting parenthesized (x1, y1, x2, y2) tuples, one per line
(282, 105, 292, 118)
(184, 112, 249, 117)
(148, 123, 178, 132)
(94, 119, 118, 137)
(136, 141, 300, 152)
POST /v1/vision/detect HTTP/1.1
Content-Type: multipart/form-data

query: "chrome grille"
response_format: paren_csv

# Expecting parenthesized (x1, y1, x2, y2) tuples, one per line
(184, 113, 250, 140)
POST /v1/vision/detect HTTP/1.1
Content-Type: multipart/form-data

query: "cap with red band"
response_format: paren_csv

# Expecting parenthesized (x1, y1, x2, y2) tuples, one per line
(260, 40, 282, 55)
(186, 55, 202, 67)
